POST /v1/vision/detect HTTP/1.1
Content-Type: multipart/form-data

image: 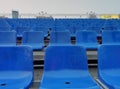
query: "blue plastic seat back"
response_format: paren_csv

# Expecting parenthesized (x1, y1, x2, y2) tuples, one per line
(76, 31, 98, 44)
(16, 27, 30, 37)
(32, 26, 49, 37)
(66, 26, 77, 37)
(86, 26, 102, 36)
(22, 31, 44, 44)
(0, 46, 33, 71)
(102, 30, 120, 44)
(52, 26, 68, 32)
(98, 45, 120, 89)
(0, 31, 16, 45)
(50, 31, 71, 45)
(53, 26, 76, 37)
(98, 44, 120, 70)
(44, 46, 88, 71)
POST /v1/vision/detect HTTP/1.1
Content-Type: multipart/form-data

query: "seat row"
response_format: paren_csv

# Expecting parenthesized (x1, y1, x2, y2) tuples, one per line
(0, 31, 44, 50)
(0, 18, 54, 37)
(1, 18, 120, 37)
(40, 44, 120, 89)
(54, 18, 120, 37)
(1, 30, 120, 50)
(0, 45, 119, 89)
(48, 30, 120, 50)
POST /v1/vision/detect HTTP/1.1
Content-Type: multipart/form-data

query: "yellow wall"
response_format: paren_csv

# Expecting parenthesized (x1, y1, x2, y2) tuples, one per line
(100, 14, 119, 19)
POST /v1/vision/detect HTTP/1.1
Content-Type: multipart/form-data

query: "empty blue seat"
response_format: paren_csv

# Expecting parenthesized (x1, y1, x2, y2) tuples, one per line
(0, 46, 33, 89)
(52, 26, 68, 32)
(86, 27, 102, 37)
(66, 26, 78, 37)
(102, 30, 120, 44)
(16, 27, 30, 37)
(22, 31, 44, 50)
(53, 26, 78, 37)
(50, 31, 71, 46)
(76, 31, 98, 50)
(98, 45, 120, 89)
(0, 31, 16, 46)
(32, 27, 49, 37)
(40, 46, 100, 89)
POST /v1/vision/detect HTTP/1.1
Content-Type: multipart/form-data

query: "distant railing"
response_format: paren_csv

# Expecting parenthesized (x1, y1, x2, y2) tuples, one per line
(0, 13, 98, 18)
(0, 13, 119, 19)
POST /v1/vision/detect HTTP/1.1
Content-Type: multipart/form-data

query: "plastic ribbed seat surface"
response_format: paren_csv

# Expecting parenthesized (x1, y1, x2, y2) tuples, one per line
(0, 46, 33, 89)
(40, 46, 100, 89)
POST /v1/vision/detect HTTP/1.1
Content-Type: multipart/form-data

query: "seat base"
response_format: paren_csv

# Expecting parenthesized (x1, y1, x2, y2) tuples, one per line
(0, 71, 33, 89)
(40, 70, 100, 89)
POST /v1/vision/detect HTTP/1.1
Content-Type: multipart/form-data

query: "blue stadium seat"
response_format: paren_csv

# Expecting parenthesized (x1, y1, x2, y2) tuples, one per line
(22, 31, 44, 50)
(66, 26, 78, 37)
(76, 31, 98, 50)
(98, 45, 120, 89)
(0, 46, 33, 89)
(102, 30, 120, 44)
(52, 26, 68, 32)
(86, 27, 102, 37)
(40, 46, 100, 89)
(0, 31, 16, 46)
(49, 31, 71, 46)
(31, 27, 49, 37)
(16, 27, 30, 37)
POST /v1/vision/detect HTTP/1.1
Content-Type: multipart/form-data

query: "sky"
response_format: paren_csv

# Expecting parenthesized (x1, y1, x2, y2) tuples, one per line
(0, 0, 120, 14)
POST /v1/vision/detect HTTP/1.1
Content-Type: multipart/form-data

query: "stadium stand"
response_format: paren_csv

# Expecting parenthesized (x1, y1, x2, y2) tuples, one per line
(6, 18, 54, 37)
(2, 18, 120, 38)
(1, 18, 120, 88)
(76, 30, 98, 50)
(90, 19, 105, 37)
(102, 19, 118, 30)
(40, 46, 100, 89)
(0, 31, 16, 46)
(49, 31, 71, 46)
(0, 46, 33, 89)
(98, 45, 120, 89)
(22, 31, 44, 50)
(54, 19, 106, 37)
